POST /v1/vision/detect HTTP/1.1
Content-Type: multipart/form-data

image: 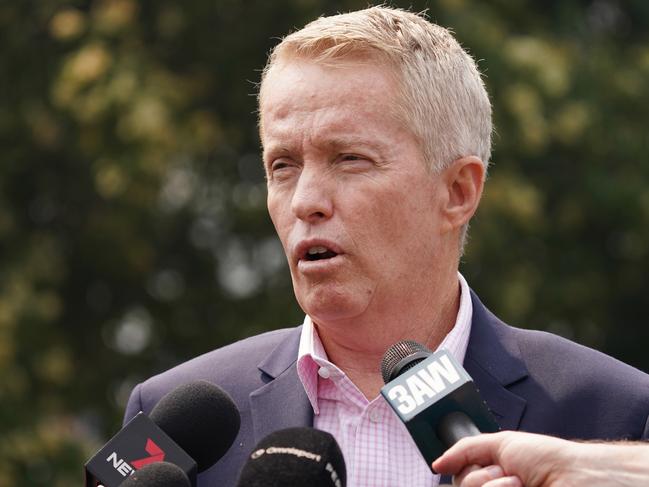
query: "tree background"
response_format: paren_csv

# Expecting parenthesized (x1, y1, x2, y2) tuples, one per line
(1, 0, 648, 484)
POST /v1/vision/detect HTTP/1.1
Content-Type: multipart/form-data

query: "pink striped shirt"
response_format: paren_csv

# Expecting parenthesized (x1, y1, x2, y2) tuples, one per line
(296, 273, 473, 487)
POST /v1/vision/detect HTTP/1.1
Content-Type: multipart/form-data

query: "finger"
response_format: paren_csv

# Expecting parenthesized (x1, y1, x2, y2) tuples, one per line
(453, 464, 504, 487)
(482, 476, 523, 487)
(434, 432, 510, 474)
(453, 464, 480, 486)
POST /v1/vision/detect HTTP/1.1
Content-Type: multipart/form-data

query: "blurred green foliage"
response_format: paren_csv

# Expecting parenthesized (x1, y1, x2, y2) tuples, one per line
(1, 0, 648, 484)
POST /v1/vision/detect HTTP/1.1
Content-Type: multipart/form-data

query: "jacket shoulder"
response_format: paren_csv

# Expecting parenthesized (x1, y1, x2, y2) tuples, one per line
(468, 291, 649, 439)
(508, 325, 649, 438)
(125, 326, 300, 418)
(512, 326, 649, 390)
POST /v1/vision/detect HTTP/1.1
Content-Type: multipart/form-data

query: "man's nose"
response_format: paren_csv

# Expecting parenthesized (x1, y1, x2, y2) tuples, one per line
(290, 167, 333, 223)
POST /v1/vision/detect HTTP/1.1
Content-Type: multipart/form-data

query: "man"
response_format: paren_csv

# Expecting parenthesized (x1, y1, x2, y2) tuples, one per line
(432, 431, 649, 487)
(124, 7, 649, 486)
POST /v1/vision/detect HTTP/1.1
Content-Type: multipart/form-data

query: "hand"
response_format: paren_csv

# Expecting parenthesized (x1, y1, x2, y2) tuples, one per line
(433, 431, 577, 487)
(433, 430, 649, 487)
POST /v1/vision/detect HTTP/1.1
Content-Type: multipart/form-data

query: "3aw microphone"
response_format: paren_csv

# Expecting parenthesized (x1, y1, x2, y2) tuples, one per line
(237, 427, 346, 487)
(380, 341, 499, 466)
(85, 380, 241, 486)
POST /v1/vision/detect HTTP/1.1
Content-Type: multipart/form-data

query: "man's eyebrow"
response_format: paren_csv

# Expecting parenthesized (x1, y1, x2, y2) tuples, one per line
(322, 136, 381, 150)
(263, 145, 291, 157)
(262, 137, 384, 161)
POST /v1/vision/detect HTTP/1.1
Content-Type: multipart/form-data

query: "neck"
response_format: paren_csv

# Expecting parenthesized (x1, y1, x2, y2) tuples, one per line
(314, 271, 461, 400)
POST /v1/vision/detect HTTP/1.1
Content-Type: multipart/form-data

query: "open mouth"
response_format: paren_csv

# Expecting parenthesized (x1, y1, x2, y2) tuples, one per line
(304, 245, 338, 261)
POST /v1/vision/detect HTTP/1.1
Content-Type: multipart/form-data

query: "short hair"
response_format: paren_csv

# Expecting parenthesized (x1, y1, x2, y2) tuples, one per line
(259, 6, 492, 250)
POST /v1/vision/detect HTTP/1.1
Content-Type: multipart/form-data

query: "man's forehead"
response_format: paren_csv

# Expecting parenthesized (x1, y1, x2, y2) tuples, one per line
(259, 58, 403, 135)
(259, 106, 405, 158)
(260, 55, 400, 105)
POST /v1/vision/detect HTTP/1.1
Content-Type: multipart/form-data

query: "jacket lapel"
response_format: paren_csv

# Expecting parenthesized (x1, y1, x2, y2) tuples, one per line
(440, 291, 529, 485)
(249, 327, 314, 444)
(464, 290, 529, 431)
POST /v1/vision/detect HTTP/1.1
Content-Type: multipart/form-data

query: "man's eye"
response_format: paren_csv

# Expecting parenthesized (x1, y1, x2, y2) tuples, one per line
(341, 154, 362, 161)
(271, 160, 296, 171)
(338, 154, 373, 168)
(268, 160, 298, 180)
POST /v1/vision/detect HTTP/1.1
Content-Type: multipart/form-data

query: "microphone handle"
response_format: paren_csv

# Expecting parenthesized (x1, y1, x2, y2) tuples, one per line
(436, 411, 481, 447)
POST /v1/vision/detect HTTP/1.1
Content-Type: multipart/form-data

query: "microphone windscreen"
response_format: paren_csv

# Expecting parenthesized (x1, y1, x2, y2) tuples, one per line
(150, 380, 241, 472)
(120, 461, 191, 487)
(237, 427, 346, 487)
(380, 339, 431, 382)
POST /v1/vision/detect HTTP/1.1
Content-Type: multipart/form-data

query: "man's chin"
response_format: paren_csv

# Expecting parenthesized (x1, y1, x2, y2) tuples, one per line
(298, 292, 368, 325)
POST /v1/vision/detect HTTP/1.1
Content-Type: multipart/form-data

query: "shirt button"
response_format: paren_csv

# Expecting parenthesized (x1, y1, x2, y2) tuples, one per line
(318, 367, 331, 379)
(369, 409, 382, 423)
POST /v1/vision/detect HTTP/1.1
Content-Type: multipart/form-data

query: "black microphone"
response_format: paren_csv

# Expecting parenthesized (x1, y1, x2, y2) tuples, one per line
(120, 462, 191, 487)
(237, 427, 346, 487)
(85, 380, 241, 487)
(380, 341, 499, 467)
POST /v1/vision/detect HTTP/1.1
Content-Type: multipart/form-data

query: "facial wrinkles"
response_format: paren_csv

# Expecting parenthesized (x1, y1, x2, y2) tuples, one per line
(288, 117, 402, 178)
(265, 66, 429, 230)
(266, 106, 428, 258)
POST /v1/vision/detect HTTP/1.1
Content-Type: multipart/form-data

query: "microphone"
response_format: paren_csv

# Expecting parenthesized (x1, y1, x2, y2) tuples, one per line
(120, 462, 191, 487)
(236, 427, 346, 487)
(380, 341, 499, 466)
(85, 380, 241, 487)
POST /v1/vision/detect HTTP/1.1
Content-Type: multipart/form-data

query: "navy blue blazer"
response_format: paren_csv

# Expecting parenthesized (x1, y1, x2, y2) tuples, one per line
(124, 291, 649, 486)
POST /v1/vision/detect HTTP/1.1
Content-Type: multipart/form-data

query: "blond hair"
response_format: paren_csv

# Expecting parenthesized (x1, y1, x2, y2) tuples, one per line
(259, 6, 492, 174)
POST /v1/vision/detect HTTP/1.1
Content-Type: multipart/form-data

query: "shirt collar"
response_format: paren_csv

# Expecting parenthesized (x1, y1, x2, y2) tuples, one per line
(296, 272, 473, 414)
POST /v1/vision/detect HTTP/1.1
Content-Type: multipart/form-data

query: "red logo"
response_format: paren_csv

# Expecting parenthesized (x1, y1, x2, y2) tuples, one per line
(131, 439, 166, 469)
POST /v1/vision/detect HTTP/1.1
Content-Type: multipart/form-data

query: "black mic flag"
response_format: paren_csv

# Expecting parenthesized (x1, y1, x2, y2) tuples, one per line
(85, 412, 197, 487)
(85, 380, 241, 487)
(381, 341, 499, 466)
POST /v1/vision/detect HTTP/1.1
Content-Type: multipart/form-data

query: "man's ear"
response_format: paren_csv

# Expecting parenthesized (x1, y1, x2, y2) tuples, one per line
(439, 156, 485, 233)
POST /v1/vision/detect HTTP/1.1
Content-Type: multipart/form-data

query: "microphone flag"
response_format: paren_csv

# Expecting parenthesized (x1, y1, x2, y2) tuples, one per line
(381, 348, 499, 465)
(84, 412, 197, 487)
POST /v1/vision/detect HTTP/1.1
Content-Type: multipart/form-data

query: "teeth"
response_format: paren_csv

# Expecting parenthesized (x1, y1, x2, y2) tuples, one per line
(307, 246, 328, 255)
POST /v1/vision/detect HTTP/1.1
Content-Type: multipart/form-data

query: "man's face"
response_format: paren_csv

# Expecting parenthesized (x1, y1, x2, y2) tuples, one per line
(260, 59, 448, 325)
